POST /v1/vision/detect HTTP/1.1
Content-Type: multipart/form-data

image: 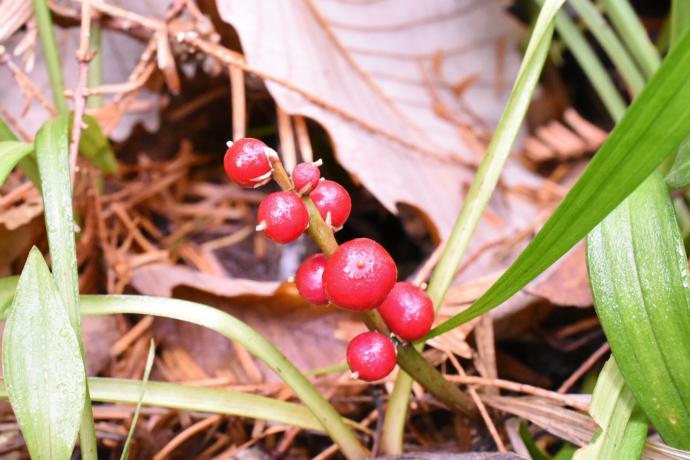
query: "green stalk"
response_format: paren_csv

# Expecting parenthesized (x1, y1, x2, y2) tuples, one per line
(569, 0, 645, 95)
(31, 0, 67, 114)
(544, 0, 627, 120)
(87, 24, 103, 109)
(78, 295, 368, 460)
(600, 0, 662, 78)
(380, 1, 564, 453)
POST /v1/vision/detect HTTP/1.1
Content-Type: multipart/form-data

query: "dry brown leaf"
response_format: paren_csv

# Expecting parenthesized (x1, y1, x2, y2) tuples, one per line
(216, 0, 545, 239)
(150, 285, 357, 383)
(0, 1, 165, 140)
(130, 265, 355, 381)
(526, 242, 592, 307)
(82, 315, 120, 375)
(130, 263, 279, 298)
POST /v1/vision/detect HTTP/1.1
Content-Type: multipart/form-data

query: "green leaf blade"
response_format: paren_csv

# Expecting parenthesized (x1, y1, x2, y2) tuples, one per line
(587, 173, 690, 449)
(79, 115, 118, 175)
(425, 27, 690, 340)
(2, 248, 85, 459)
(0, 141, 34, 187)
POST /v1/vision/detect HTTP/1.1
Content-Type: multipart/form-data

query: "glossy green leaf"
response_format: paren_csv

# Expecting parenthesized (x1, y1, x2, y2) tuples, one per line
(573, 358, 647, 460)
(425, 27, 690, 340)
(120, 340, 155, 460)
(587, 172, 690, 449)
(666, 135, 690, 188)
(0, 142, 33, 187)
(79, 114, 118, 175)
(2, 248, 85, 459)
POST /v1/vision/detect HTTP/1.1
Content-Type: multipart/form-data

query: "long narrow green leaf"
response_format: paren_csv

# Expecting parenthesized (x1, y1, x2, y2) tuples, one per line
(2, 248, 85, 459)
(601, 0, 662, 79)
(383, 1, 565, 453)
(573, 358, 647, 460)
(0, 378, 357, 434)
(0, 141, 33, 187)
(570, 0, 645, 95)
(587, 173, 690, 449)
(77, 295, 367, 460)
(541, 0, 627, 120)
(36, 116, 98, 456)
(120, 340, 155, 460)
(35, 116, 80, 330)
(425, 27, 690, 340)
(0, 286, 367, 458)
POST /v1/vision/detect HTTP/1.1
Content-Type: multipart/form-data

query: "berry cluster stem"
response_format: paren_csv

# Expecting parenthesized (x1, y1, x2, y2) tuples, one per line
(268, 154, 476, 417)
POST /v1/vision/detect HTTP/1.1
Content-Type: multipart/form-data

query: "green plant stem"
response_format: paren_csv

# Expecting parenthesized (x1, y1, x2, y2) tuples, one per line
(31, 0, 67, 114)
(78, 295, 368, 460)
(382, 1, 564, 452)
(0, 378, 363, 434)
(35, 116, 98, 459)
(543, 0, 627, 120)
(569, 0, 645, 95)
(600, 0, 661, 78)
(269, 151, 475, 419)
(87, 24, 103, 109)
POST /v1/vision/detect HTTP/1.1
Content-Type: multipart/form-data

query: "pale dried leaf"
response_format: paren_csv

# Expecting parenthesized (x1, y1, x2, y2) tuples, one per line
(130, 263, 279, 298)
(216, 0, 542, 238)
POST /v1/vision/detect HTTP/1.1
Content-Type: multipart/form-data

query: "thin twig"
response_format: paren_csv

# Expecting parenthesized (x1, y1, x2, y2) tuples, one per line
(557, 342, 610, 394)
(446, 352, 506, 452)
(69, 0, 95, 183)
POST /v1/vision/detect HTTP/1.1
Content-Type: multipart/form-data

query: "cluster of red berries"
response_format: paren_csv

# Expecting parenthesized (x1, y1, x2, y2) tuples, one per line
(224, 138, 435, 382)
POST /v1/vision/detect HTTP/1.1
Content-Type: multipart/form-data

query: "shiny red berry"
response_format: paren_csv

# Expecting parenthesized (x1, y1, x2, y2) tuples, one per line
(257, 191, 309, 244)
(377, 282, 434, 341)
(292, 161, 321, 194)
(346, 331, 396, 381)
(323, 238, 397, 311)
(295, 253, 328, 305)
(224, 138, 273, 188)
(311, 180, 351, 229)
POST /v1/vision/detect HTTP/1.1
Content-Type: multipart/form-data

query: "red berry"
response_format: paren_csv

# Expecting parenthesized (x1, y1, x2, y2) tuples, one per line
(346, 331, 396, 381)
(311, 180, 351, 229)
(292, 161, 321, 194)
(224, 138, 273, 187)
(257, 191, 309, 244)
(295, 253, 328, 305)
(377, 282, 434, 341)
(323, 238, 397, 311)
